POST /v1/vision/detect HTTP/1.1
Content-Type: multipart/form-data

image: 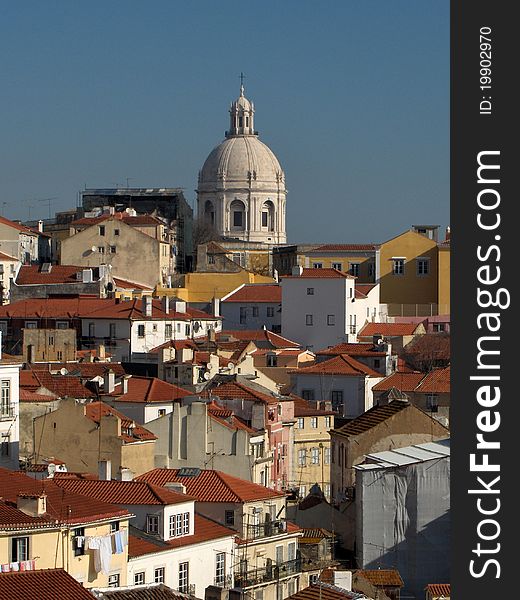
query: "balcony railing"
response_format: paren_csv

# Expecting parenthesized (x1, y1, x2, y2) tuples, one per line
(245, 519, 287, 540)
(234, 559, 301, 589)
(213, 574, 233, 589)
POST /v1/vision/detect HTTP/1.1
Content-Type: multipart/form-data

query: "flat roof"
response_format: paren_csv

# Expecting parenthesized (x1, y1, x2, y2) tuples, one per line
(354, 438, 450, 471)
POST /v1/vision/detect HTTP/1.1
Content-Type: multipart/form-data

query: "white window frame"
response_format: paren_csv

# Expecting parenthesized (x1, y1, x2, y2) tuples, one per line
(134, 572, 145, 585)
(215, 552, 226, 586)
(305, 314, 313, 326)
(392, 258, 405, 275)
(178, 562, 189, 593)
(154, 567, 165, 584)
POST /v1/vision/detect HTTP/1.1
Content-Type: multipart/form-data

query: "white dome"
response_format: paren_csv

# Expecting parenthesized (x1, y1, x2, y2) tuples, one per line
(199, 136, 284, 187)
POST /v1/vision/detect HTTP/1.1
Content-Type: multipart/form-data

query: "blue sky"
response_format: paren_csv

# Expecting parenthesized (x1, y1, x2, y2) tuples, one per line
(0, 1, 449, 244)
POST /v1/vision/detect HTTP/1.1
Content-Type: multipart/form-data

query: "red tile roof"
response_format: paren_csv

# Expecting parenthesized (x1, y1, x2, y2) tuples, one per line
(0, 215, 38, 235)
(15, 264, 85, 285)
(0, 251, 18, 261)
(149, 338, 198, 355)
(217, 329, 301, 348)
(128, 515, 235, 558)
(19, 389, 57, 402)
(136, 468, 284, 503)
(0, 468, 130, 527)
(372, 371, 432, 393)
(85, 401, 157, 443)
(358, 322, 423, 337)
(113, 277, 153, 291)
(415, 366, 451, 394)
(316, 342, 387, 357)
(283, 268, 354, 279)
(332, 401, 411, 438)
(357, 569, 404, 587)
(354, 283, 376, 298)
(201, 380, 278, 405)
(48, 361, 126, 379)
(288, 354, 381, 378)
(0, 297, 110, 319)
(0, 569, 95, 600)
(53, 478, 194, 506)
(311, 244, 378, 252)
(20, 369, 94, 398)
(292, 396, 335, 417)
(425, 583, 451, 597)
(223, 284, 282, 303)
(287, 583, 361, 600)
(84, 298, 217, 321)
(106, 376, 191, 403)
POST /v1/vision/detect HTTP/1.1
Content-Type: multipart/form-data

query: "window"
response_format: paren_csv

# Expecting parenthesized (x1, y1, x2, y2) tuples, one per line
(233, 211, 243, 227)
(298, 449, 306, 466)
(417, 257, 430, 276)
(11, 537, 29, 562)
(325, 416, 331, 428)
(310, 574, 319, 585)
(327, 314, 335, 326)
(427, 394, 439, 412)
(311, 447, 320, 464)
(73, 527, 85, 556)
(349, 314, 357, 334)
(158, 409, 166, 417)
(108, 574, 120, 587)
(88, 322, 95, 337)
(134, 572, 145, 585)
(183, 512, 190, 534)
(154, 567, 165, 584)
(297, 417, 305, 429)
(239, 306, 247, 325)
(332, 262, 342, 271)
(306, 287, 314, 295)
(99, 225, 105, 236)
(433, 322, 446, 332)
(1, 381, 10, 417)
(298, 485, 306, 498)
(185, 324, 190, 336)
(147, 515, 159, 535)
(368, 263, 375, 278)
(262, 211, 268, 227)
(110, 521, 120, 533)
(1, 434, 9, 456)
(305, 314, 313, 326)
(98, 246, 105, 254)
(114, 229, 120, 236)
(267, 306, 275, 317)
(215, 552, 226, 586)
(178, 562, 189, 593)
(208, 254, 215, 265)
(25, 321, 37, 329)
(324, 447, 331, 465)
(170, 512, 190, 538)
(225, 510, 235, 526)
(312, 263, 323, 269)
(310, 417, 318, 429)
(349, 263, 360, 277)
(301, 389, 315, 401)
(331, 391, 343, 410)
(252, 306, 259, 317)
(57, 351, 63, 361)
(275, 545, 284, 565)
(137, 324, 145, 338)
(109, 323, 116, 339)
(266, 354, 278, 367)
(392, 258, 405, 275)
(110, 246, 117, 254)
(165, 324, 172, 339)
(56, 321, 69, 329)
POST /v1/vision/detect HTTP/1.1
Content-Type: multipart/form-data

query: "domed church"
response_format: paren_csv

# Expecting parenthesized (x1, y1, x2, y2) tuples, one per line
(197, 83, 287, 245)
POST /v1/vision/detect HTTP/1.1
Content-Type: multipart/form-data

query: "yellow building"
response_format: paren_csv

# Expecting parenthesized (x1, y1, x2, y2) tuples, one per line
(0, 468, 131, 588)
(379, 226, 450, 316)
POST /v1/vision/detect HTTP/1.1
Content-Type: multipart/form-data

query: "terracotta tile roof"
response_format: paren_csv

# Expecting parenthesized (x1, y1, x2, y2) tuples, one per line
(49, 361, 126, 379)
(0, 251, 18, 261)
(19, 389, 57, 402)
(311, 244, 378, 252)
(283, 268, 355, 279)
(292, 396, 335, 417)
(332, 401, 410, 438)
(415, 367, 451, 393)
(107, 376, 191, 403)
(112, 277, 153, 291)
(0, 297, 110, 319)
(15, 264, 86, 285)
(223, 283, 281, 303)
(53, 478, 194, 506)
(217, 329, 301, 349)
(85, 401, 157, 443)
(401, 333, 451, 361)
(84, 298, 217, 321)
(354, 284, 376, 299)
(357, 569, 404, 587)
(288, 354, 381, 378)
(128, 514, 235, 558)
(316, 342, 387, 357)
(0, 468, 130, 527)
(92, 583, 189, 599)
(0, 569, 95, 600)
(136, 468, 284, 503)
(425, 583, 451, 597)
(0, 215, 37, 235)
(20, 369, 94, 398)
(358, 322, 423, 337)
(209, 410, 257, 433)
(299, 528, 333, 543)
(149, 338, 197, 354)
(201, 380, 277, 405)
(287, 583, 362, 600)
(372, 371, 429, 392)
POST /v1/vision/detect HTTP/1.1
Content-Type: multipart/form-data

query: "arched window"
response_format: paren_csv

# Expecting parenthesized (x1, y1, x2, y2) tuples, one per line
(230, 200, 246, 230)
(204, 200, 215, 225)
(261, 200, 275, 231)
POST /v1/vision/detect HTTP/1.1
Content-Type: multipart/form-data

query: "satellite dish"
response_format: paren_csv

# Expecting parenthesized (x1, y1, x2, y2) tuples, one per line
(193, 322, 200, 333)
(60, 368, 68, 375)
(206, 363, 213, 371)
(47, 463, 56, 478)
(91, 245, 97, 252)
(227, 362, 234, 370)
(203, 372, 211, 380)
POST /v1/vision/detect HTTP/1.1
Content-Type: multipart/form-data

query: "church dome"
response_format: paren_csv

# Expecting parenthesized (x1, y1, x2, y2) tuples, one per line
(198, 135, 284, 187)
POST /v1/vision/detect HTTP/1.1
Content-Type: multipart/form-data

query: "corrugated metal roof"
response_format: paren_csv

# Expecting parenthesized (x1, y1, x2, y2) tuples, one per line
(355, 438, 450, 470)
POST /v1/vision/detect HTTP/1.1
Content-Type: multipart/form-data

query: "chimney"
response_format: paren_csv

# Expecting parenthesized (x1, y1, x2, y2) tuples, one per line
(373, 334, 383, 347)
(165, 482, 187, 495)
(98, 460, 112, 481)
(445, 225, 451, 241)
(122, 375, 130, 394)
(212, 297, 220, 317)
(173, 300, 187, 314)
(104, 369, 115, 393)
(163, 296, 170, 314)
(333, 571, 353, 591)
(17, 493, 47, 517)
(38, 219, 44, 233)
(98, 344, 106, 360)
(142, 295, 153, 318)
(291, 265, 303, 276)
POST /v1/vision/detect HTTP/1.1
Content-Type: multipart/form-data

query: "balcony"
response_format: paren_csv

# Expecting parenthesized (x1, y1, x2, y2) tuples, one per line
(234, 559, 301, 589)
(213, 574, 233, 589)
(245, 519, 287, 540)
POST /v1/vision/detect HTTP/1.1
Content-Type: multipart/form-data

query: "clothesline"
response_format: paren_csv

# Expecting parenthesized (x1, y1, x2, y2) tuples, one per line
(75, 528, 129, 575)
(1, 560, 36, 573)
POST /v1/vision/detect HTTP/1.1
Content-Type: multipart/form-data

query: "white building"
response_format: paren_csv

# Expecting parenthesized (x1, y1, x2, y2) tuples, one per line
(0, 335, 24, 469)
(0, 215, 40, 264)
(221, 283, 282, 332)
(197, 83, 287, 244)
(281, 267, 380, 351)
(0, 252, 20, 304)
(81, 297, 222, 363)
